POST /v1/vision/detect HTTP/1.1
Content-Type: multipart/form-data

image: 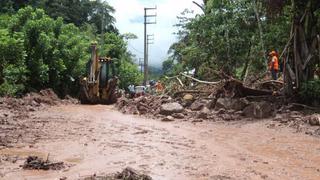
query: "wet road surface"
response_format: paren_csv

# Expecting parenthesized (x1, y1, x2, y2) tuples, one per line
(1, 105, 320, 180)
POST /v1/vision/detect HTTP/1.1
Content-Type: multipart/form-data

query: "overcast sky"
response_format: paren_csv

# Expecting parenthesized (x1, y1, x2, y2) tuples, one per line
(107, 0, 203, 67)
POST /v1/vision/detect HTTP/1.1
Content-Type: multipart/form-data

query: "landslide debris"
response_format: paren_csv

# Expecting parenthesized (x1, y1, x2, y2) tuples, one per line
(116, 74, 320, 136)
(0, 89, 78, 149)
(82, 167, 152, 180)
(22, 156, 65, 170)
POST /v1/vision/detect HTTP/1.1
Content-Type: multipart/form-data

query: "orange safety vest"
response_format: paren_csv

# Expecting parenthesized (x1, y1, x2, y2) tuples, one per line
(156, 82, 164, 92)
(269, 55, 279, 71)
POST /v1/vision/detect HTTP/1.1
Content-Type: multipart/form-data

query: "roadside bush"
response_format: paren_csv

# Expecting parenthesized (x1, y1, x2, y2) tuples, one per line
(0, 28, 27, 96)
(299, 79, 320, 105)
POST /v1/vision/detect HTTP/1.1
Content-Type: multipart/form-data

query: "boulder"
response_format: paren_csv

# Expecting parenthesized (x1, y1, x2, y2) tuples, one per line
(183, 94, 194, 101)
(243, 101, 275, 119)
(206, 99, 216, 109)
(216, 108, 226, 115)
(190, 100, 208, 111)
(160, 102, 184, 115)
(215, 98, 249, 111)
(215, 98, 231, 110)
(232, 98, 250, 111)
(162, 116, 175, 122)
(137, 104, 148, 114)
(172, 113, 185, 119)
(197, 107, 210, 119)
(220, 114, 233, 121)
(309, 114, 320, 126)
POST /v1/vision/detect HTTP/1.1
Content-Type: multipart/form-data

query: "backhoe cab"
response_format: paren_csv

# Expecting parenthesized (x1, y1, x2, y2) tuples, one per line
(80, 43, 118, 104)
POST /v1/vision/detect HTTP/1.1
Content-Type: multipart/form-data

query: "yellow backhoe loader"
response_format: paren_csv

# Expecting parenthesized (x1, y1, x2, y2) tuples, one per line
(79, 43, 118, 104)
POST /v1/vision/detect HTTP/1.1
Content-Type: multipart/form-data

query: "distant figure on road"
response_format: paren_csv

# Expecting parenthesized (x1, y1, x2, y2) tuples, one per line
(269, 50, 279, 80)
(128, 84, 135, 98)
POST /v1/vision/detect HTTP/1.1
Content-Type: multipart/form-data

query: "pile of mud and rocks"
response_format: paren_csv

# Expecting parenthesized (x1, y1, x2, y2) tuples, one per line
(116, 78, 320, 136)
(82, 167, 152, 180)
(0, 89, 78, 149)
(22, 156, 65, 170)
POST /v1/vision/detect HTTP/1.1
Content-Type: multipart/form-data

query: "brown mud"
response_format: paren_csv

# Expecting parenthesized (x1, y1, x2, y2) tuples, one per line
(1, 104, 320, 180)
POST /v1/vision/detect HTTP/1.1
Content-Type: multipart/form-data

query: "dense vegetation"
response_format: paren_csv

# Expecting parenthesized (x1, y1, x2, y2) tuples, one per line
(164, 0, 320, 103)
(0, 0, 142, 96)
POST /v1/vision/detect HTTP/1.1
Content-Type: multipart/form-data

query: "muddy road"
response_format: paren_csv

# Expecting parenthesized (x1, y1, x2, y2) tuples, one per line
(1, 105, 320, 180)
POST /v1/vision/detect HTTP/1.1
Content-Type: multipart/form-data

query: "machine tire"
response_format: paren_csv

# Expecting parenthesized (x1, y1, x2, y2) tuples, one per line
(79, 85, 90, 104)
(99, 63, 107, 88)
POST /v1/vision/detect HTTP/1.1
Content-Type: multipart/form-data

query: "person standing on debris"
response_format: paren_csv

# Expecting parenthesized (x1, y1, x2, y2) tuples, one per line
(269, 50, 279, 80)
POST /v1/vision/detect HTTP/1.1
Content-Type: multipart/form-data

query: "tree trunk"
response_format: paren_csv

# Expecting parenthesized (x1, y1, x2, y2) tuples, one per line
(253, 0, 267, 68)
(241, 41, 252, 81)
(285, 0, 320, 95)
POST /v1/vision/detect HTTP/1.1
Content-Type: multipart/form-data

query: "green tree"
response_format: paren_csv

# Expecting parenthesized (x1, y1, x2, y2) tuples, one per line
(162, 58, 174, 75)
(99, 32, 142, 89)
(1, 6, 92, 96)
(0, 28, 27, 95)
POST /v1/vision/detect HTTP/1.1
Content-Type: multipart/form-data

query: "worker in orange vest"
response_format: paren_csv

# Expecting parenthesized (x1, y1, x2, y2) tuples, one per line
(269, 50, 279, 80)
(155, 80, 164, 93)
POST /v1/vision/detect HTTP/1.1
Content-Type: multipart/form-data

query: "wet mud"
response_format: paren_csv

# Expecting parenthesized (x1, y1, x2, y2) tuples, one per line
(1, 105, 320, 180)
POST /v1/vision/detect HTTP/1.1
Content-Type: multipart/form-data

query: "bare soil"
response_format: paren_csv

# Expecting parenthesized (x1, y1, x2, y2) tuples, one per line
(1, 104, 320, 180)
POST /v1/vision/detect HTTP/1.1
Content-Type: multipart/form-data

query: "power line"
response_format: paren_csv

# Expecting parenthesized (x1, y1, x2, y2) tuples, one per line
(128, 43, 144, 55)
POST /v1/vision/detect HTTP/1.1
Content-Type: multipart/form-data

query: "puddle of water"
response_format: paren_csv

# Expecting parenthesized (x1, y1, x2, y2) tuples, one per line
(64, 157, 82, 163)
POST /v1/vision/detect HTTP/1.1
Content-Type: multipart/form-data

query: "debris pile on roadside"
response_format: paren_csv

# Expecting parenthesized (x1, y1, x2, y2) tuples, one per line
(22, 156, 65, 170)
(116, 76, 283, 121)
(116, 73, 320, 135)
(23, 89, 79, 107)
(1, 89, 78, 113)
(0, 89, 78, 149)
(81, 167, 152, 180)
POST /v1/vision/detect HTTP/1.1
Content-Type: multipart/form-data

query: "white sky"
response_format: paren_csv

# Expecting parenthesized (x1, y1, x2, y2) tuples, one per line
(107, 0, 203, 67)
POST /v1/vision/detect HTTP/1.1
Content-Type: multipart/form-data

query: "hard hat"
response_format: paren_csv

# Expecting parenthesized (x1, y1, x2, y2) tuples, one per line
(269, 50, 276, 55)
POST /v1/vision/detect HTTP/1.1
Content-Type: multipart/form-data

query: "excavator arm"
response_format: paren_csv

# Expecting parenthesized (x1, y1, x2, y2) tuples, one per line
(79, 43, 119, 104)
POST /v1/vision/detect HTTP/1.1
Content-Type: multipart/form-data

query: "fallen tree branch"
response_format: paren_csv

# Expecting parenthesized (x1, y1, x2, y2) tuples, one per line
(176, 77, 184, 87)
(179, 73, 221, 85)
(164, 75, 178, 80)
(224, 79, 274, 97)
(288, 103, 320, 111)
(257, 80, 284, 85)
(174, 90, 212, 98)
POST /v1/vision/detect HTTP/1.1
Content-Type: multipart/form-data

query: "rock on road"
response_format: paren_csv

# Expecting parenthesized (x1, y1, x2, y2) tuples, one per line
(1, 105, 320, 180)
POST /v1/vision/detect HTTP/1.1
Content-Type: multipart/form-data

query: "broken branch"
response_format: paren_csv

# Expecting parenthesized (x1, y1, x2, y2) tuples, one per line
(179, 73, 221, 85)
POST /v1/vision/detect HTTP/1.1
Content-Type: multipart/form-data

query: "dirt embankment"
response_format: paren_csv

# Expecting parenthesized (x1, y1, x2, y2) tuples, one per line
(0, 89, 78, 149)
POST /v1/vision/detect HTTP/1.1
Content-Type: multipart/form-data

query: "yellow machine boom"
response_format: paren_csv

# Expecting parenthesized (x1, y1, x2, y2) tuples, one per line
(79, 43, 119, 104)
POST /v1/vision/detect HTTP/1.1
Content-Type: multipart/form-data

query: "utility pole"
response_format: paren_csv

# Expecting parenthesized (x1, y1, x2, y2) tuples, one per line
(139, 58, 144, 74)
(144, 6, 157, 85)
(147, 34, 154, 46)
(146, 34, 154, 68)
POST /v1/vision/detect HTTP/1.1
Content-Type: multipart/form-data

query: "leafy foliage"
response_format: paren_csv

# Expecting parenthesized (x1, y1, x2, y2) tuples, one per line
(166, 0, 291, 80)
(0, 0, 117, 33)
(99, 32, 142, 89)
(118, 61, 143, 89)
(0, 28, 27, 95)
(0, 6, 141, 96)
(300, 80, 320, 104)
